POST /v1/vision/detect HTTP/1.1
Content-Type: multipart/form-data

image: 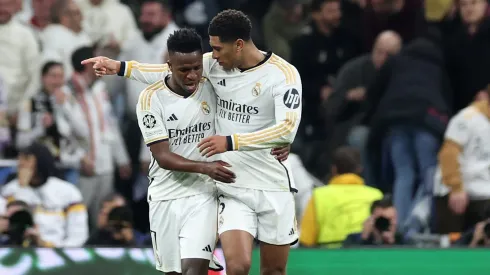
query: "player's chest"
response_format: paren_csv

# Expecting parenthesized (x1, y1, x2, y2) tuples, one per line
(161, 95, 214, 130)
(209, 73, 274, 107)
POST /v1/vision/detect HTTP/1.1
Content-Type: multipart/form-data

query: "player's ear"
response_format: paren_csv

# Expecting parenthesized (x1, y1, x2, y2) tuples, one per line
(167, 61, 172, 71)
(235, 39, 244, 53)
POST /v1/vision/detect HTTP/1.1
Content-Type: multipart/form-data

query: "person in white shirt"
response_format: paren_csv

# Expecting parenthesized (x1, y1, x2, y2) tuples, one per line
(434, 88, 490, 234)
(1, 143, 89, 247)
(41, 0, 92, 80)
(82, 10, 301, 275)
(76, 0, 137, 54)
(136, 29, 232, 274)
(67, 46, 131, 228)
(0, 0, 40, 116)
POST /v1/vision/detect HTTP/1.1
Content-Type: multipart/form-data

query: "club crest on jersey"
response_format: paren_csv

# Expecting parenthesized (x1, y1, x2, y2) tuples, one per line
(201, 101, 211, 115)
(252, 83, 261, 97)
(142, 114, 157, 129)
(283, 88, 301, 109)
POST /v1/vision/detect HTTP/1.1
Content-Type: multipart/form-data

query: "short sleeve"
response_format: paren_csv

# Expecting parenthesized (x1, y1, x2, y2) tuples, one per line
(444, 112, 470, 146)
(136, 85, 168, 146)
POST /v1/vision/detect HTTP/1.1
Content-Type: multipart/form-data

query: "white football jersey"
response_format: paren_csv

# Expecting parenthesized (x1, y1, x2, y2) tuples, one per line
(125, 52, 302, 192)
(136, 75, 217, 201)
(434, 103, 490, 199)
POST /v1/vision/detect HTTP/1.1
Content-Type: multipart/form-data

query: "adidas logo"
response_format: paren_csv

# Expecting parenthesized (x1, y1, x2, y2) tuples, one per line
(202, 244, 212, 252)
(167, 114, 178, 121)
(217, 79, 226, 86)
(289, 228, 295, 236)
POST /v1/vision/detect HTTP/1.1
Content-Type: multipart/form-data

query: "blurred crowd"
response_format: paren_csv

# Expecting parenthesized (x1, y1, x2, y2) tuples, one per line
(0, 0, 490, 249)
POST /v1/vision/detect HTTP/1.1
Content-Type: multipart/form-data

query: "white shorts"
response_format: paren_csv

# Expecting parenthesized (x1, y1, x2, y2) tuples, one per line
(149, 192, 218, 273)
(217, 184, 298, 245)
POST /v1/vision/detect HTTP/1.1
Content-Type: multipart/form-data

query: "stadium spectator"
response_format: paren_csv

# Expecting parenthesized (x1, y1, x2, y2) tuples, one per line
(85, 206, 138, 246)
(77, 0, 137, 55)
(262, 0, 309, 61)
(290, 0, 360, 177)
(67, 46, 131, 229)
(1, 143, 89, 247)
(453, 205, 490, 247)
(0, 0, 40, 117)
(28, 0, 56, 40)
(41, 0, 92, 80)
(326, 30, 401, 186)
(0, 75, 10, 157)
(361, 0, 425, 50)
(96, 193, 126, 229)
(445, 0, 490, 112)
(344, 196, 405, 246)
(434, 86, 490, 234)
(16, 61, 86, 184)
(364, 29, 451, 229)
(299, 147, 382, 247)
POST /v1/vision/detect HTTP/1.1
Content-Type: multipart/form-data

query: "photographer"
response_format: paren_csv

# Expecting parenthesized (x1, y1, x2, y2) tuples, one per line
(1, 143, 89, 247)
(454, 206, 490, 247)
(85, 206, 136, 247)
(344, 196, 405, 246)
(0, 200, 40, 246)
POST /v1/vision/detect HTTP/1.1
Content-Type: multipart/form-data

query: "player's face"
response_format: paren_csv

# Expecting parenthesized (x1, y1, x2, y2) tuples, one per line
(42, 65, 65, 93)
(209, 36, 241, 70)
(168, 51, 203, 93)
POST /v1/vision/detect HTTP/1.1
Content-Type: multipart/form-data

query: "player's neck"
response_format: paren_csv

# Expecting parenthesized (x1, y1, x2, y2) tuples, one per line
(238, 43, 265, 71)
(166, 75, 192, 97)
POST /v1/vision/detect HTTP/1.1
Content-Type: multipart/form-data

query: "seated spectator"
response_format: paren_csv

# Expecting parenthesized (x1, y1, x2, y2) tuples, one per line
(97, 193, 126, 229)
(85, 206, 137, 247)
(1, 143, 89, 247)
(16, 61, 86, 184)
(434, 86, 490, 234)
(299, 147, 383, 247)
(364, 29, 451, 229)
(344, 196, 405, 246)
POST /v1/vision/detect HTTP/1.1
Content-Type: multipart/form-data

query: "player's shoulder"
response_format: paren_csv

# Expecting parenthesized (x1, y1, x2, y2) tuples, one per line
(203, 52, 217, 70)
(137, 79, 167, 111)
(264, 53, 300, 86)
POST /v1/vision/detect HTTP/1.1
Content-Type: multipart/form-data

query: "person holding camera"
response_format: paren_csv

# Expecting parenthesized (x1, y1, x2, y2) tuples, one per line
(1, 143, 89, 247)
(85, 206, 136, 246)
(453, 206, 490, 247)
(344, 196, 405, 246)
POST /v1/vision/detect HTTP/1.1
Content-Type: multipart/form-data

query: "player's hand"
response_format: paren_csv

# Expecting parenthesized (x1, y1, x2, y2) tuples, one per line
(202, 161, 236, 183)
(470, 221, 486, 247)
(81, 56, 121, 77)
(198, 135, 228, 158)
(448, 189, 469, 214)
(271, 145, 290, 162)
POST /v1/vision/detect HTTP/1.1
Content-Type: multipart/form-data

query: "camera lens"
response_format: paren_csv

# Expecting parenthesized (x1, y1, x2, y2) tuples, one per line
(375, 217, 391, 232)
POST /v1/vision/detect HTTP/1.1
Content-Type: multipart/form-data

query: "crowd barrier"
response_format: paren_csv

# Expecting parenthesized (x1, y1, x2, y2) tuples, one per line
(1, 248, 489, 275)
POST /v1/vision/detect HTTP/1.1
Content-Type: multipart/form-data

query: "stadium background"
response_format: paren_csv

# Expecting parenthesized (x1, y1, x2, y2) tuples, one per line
(1, 0, 490, 274)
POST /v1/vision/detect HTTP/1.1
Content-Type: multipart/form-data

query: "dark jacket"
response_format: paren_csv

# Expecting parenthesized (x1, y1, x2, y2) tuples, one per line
(291, 22, 361, 140)
(365, 36, 452, 139)
(445, 18, 490, 112)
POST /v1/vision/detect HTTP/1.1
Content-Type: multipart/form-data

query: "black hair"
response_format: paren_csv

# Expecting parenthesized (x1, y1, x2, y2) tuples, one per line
(208, 9, 252, 42)
(370, 195, 393, 213)
(332, 146, 361, 175)
(108, 206, 134, 225)
(18, 142, 56, 185)
(41, 61, 63, 76)
(72, 46, 95, 72)
(167, 28, 203, 54)
(311, 0, 339, 12)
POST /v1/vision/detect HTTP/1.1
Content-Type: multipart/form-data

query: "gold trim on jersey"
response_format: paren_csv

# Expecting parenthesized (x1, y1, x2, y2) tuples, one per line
(145, 136, 169, 145)
(139, 80, 165, 111)
(236, 112, 298, 147)
(128, 61, 169, 76)
(269, 56, 297, 85)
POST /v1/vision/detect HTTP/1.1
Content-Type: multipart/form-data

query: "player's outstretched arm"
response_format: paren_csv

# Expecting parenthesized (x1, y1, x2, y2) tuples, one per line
(81, 57, 170, 85)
